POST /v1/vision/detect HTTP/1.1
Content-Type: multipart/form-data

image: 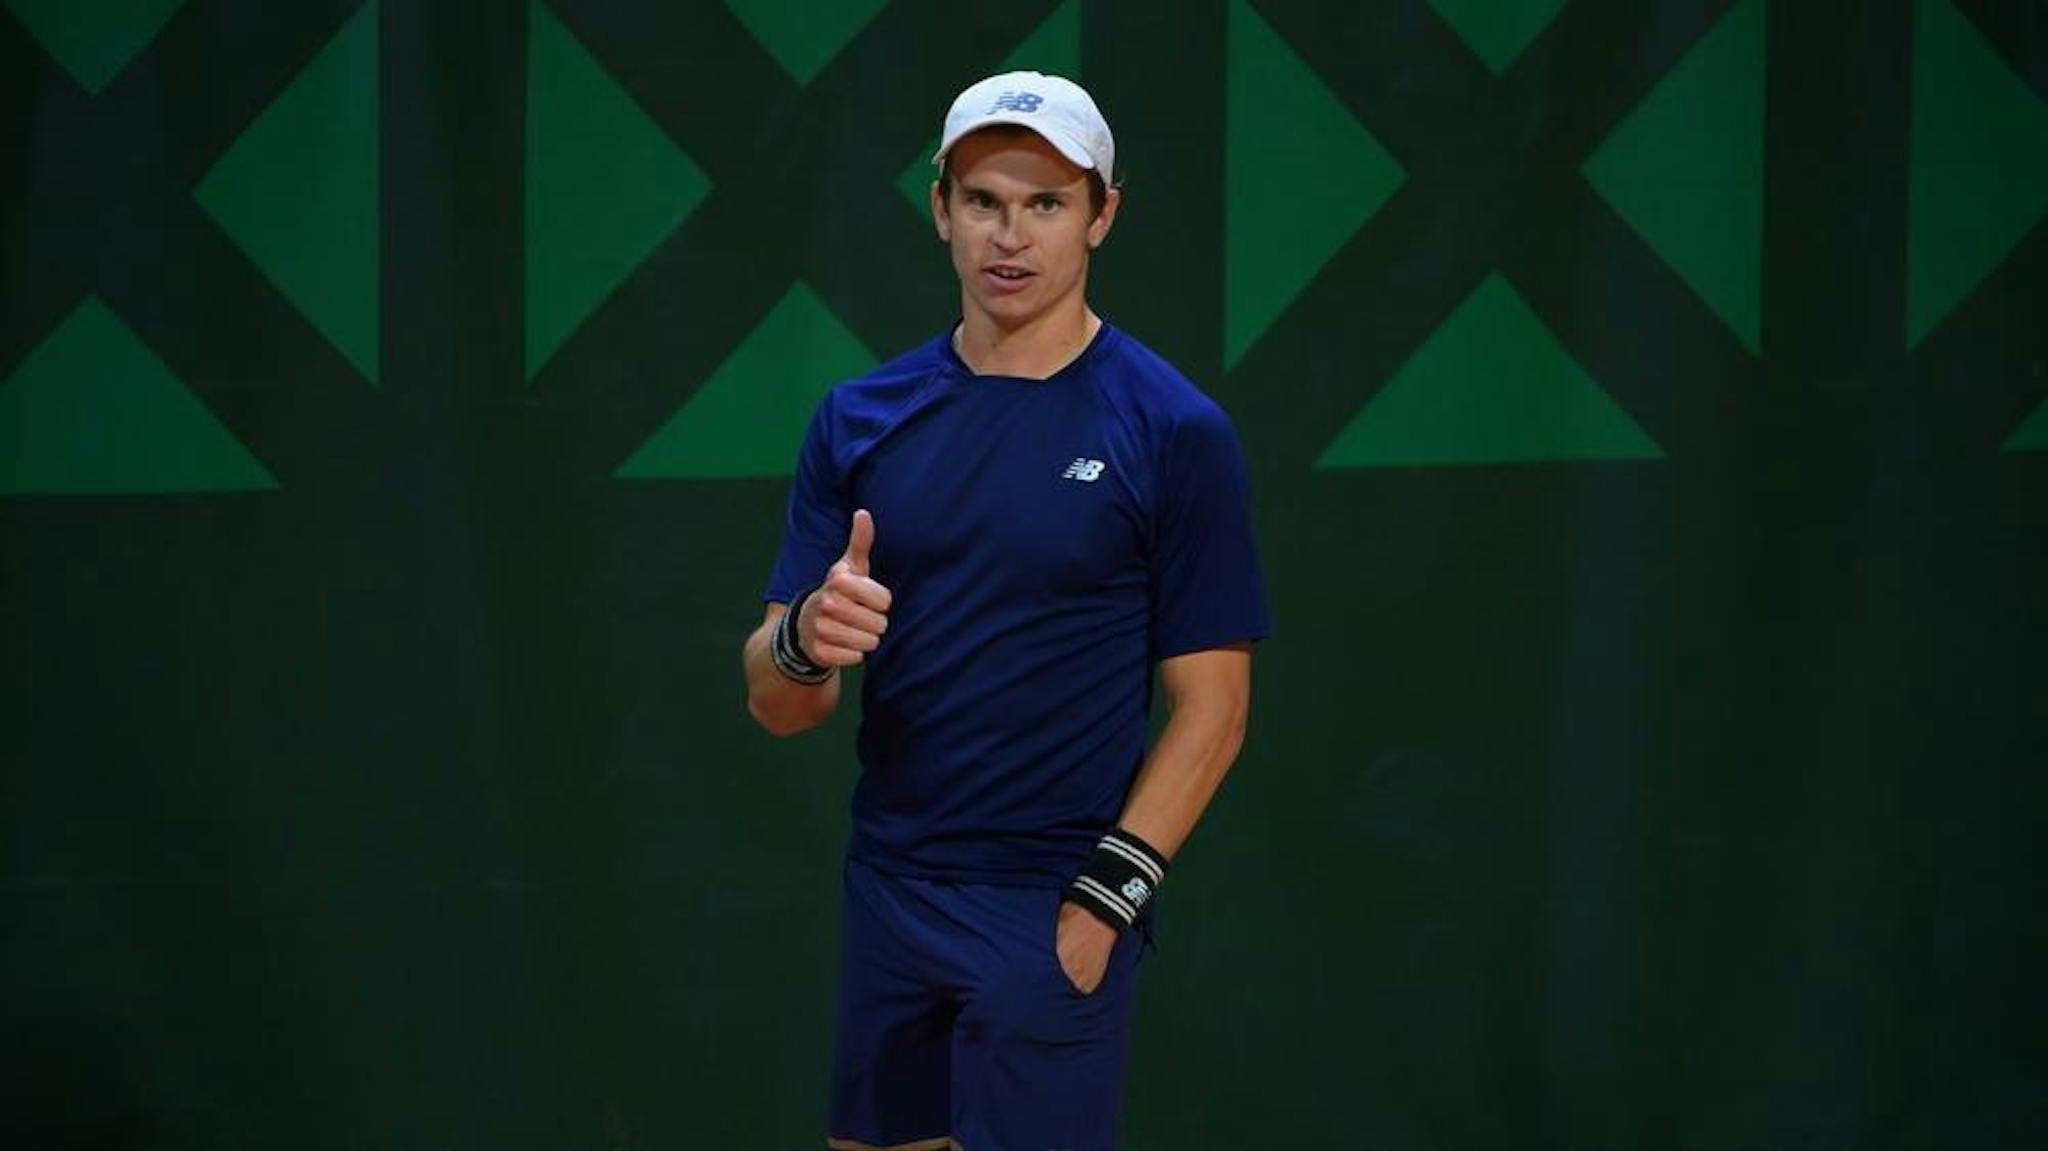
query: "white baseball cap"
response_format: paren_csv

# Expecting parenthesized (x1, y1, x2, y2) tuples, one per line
(934, 71, 1116, 184)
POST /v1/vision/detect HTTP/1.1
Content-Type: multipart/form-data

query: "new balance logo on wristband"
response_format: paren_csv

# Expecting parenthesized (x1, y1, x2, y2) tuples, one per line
(1065, 828, 1168, 931)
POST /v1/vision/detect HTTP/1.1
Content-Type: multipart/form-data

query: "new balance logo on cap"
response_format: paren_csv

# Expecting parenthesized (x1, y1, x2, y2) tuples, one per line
(1062, 458, 1105, 482)
(989, 91, 1043, 113)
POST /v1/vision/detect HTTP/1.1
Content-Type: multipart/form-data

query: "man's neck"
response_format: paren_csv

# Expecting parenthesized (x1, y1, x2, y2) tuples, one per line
(954, 304, 1101, 380)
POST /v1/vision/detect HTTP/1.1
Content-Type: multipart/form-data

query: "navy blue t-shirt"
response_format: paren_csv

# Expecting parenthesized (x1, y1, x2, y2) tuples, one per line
(766, 322, 1269, 885)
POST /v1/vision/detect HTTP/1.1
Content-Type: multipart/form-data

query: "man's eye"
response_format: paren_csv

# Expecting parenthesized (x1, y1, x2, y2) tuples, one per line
(1033, 198, 1062, 213)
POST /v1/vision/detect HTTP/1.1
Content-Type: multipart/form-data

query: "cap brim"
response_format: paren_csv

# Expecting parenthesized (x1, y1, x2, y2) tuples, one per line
(933, 116, 1098, 172)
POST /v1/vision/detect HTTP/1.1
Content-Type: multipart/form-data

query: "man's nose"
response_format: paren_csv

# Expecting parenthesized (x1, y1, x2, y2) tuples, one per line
(993, 209, 1027, 251)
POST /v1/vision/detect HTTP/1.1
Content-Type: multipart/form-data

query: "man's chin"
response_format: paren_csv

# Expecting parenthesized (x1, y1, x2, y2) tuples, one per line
(969, 295, 1040, 326)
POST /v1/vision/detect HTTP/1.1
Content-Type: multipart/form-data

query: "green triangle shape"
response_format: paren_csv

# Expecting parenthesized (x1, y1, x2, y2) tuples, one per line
(1426, 0, 1569, 75)
(0, 298, 276, 494)
(527, 0, 712, 379)
(897, 0, 1084, 221)
(617, 283, 876, 479)
(2004, 399, 2048, 452)
(1317, 274, 1663, 468)
(1907, 0, 2048, 349)
(4, 0, 186, 94)
(195, 3, 379, 384)
(1584, 0, 1764, 355)
(1226, 0, 1405, 369)
(724, 0, 885, 85)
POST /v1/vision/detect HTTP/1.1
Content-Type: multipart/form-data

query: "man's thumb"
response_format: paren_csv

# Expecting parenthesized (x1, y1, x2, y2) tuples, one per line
(843, 509, 875, 575)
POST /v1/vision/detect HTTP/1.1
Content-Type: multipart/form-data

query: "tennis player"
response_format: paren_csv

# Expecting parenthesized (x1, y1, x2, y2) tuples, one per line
(743, 71, 1269, 1150)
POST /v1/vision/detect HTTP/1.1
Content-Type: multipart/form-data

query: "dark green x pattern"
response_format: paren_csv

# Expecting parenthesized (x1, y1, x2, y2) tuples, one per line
(1238, 0, 1751, 466)
(0, 1, 373, 487)
(1234, 0, 2047, 466)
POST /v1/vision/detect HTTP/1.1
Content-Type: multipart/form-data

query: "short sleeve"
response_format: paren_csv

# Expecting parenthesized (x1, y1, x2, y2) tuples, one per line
(764, 398, 851, 604)
(1149, 402, 1271, 658)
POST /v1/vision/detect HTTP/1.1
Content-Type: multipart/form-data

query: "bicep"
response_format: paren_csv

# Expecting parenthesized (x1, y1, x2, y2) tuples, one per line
(1158, 644, 1252, 715)
(766, 404, 852, 603)
(1148, 407, 1270, 659)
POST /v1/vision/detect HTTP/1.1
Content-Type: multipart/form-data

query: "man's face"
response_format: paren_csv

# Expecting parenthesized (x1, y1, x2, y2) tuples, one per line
(932, 129, 1120, 333)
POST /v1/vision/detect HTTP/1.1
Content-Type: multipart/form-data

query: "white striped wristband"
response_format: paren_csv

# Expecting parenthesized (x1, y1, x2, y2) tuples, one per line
(1064, 828, 1168, 931)
(770, 588, 835, 685)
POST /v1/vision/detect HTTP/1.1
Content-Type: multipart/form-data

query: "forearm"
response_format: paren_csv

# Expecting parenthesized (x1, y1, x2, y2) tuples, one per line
(1058, 649, 1248, 949)
(1115, 673, 1248, 860)
(743, 606, 841, 736)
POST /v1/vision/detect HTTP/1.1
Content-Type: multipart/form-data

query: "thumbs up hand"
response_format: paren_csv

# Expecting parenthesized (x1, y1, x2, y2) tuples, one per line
(797, 509, 893, 667)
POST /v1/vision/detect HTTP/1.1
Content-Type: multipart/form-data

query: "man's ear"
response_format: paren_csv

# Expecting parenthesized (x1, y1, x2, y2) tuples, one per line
(1087, 185, 1122, 251)
(930, 181, 951, 243)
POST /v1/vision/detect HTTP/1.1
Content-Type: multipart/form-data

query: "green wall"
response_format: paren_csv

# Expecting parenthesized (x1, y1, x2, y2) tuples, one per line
(3, 1, 2044, 1146)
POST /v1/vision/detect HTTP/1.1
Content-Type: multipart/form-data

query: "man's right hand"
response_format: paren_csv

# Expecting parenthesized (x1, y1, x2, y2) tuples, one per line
(797, 509, 893, 667)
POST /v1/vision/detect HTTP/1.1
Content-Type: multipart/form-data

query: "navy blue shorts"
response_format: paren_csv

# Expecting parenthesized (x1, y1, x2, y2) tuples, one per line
(827, 858, 1148, 1151)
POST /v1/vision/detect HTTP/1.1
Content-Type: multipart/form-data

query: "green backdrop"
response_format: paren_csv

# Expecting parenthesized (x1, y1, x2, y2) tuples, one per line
(4, 1, 2044, 1147)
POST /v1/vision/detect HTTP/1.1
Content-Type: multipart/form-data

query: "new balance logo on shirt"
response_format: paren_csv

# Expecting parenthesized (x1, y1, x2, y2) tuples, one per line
(1062, 458, 1105, 482)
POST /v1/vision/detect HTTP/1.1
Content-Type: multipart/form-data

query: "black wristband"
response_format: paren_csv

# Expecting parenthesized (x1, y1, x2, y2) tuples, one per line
(1064, 828, 1168, 932)
(770, 588, 834, 685)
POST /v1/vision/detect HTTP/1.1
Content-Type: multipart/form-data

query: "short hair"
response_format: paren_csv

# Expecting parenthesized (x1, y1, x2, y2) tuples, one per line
(936, 126, 1112, 218)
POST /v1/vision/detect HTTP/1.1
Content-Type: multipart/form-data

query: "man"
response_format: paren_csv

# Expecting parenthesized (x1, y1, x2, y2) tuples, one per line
(742, 71, 1268, 1150)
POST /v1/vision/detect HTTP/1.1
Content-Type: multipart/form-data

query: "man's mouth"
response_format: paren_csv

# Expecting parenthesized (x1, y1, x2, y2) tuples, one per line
(982, 264, 1034, 293)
